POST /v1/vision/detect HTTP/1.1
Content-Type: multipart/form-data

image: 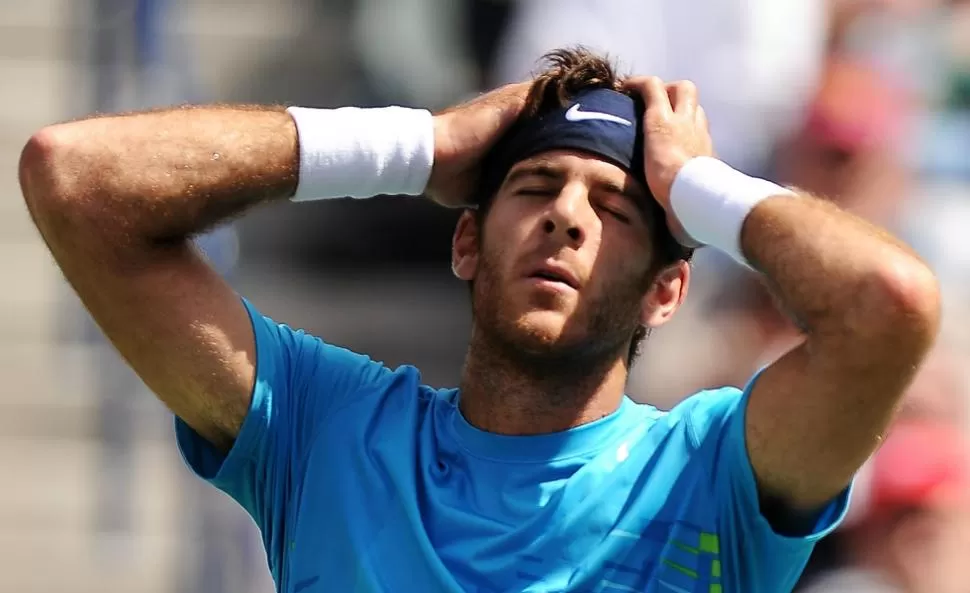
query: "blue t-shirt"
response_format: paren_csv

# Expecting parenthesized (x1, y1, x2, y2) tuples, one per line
(176, 299, 850, 593)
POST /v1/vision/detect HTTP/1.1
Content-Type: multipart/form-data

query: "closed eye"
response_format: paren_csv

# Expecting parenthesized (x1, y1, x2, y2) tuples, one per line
(517, 187, 558, 197)
(609, 209, 631, 224)
(599, 206, 632, 225)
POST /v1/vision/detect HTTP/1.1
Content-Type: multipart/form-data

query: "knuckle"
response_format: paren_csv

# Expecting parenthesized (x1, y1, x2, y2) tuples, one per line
(674, 80, 699, 101)
(645, 121, 671, 137)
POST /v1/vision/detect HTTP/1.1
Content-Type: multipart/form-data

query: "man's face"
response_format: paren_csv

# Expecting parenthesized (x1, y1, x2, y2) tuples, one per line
(452, 150, 686, 364)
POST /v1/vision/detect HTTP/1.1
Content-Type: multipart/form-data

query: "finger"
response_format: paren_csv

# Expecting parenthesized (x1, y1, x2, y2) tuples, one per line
(623, 76, 672, 119)
(696, 105, 709, 130)
(496, 81, 531, 111)
(496, 81, 533, 103)
(448, 80, 530, 115)
(667, 80, 698, 114)
(470, 81, 530, 133)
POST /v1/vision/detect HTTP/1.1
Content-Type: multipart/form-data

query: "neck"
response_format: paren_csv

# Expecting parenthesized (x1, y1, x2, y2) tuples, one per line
(458, 328, 630, 436)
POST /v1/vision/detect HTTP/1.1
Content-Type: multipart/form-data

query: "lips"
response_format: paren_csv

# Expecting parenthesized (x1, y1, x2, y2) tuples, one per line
(527, 263, 581, 290)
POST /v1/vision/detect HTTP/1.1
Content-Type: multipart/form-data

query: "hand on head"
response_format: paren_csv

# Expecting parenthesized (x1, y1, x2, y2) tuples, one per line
(622, 77, 715, 248)
(428, 75, 715, 251)
(427, 82, 532, 208)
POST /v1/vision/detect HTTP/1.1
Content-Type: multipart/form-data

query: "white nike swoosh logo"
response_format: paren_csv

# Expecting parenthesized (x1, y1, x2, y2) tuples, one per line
(564, 104, 633, 126)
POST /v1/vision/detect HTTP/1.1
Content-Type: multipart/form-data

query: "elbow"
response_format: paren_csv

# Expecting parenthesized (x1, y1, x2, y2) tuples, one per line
(19, 126, 96, 236)
(867, 255, 941, 350)
(19, 127, 72, 213)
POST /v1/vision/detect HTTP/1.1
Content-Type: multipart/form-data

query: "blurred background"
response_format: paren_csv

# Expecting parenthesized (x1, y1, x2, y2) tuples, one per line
(1, 0, 969, 591)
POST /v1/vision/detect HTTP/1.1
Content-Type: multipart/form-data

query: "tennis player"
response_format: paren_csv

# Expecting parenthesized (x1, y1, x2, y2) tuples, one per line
(19, 49, 940, 592)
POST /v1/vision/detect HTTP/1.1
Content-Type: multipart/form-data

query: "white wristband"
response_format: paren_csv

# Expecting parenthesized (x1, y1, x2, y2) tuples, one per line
(669, 157, 794, 265)
(286, 106, 434, 201)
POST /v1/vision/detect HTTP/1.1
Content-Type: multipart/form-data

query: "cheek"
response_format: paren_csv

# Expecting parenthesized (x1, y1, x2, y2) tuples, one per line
(488, 200, 538, 239)
(480, 212, 538, 269)
(476, 230, 518, 291)
(593, 238, 653, 291)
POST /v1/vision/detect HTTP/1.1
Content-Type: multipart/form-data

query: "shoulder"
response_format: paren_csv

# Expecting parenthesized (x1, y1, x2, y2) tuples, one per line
(246, 298, 410, 394)
(621, 388, 745, 463)
(660, 385, 747, 449)
(244, 297, 441, 427)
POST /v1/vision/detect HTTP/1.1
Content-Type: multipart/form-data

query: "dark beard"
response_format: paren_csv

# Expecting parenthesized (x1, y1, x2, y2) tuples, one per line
(469, 250, 648, 388)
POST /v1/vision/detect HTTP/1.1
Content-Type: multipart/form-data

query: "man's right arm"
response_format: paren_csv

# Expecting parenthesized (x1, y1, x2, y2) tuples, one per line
(19, 106, 299, 452)
(18, 85, 530, 455)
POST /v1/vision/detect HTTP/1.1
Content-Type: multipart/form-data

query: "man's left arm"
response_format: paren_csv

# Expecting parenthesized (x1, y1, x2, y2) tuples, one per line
(740, 192, 940, 513)
(628, 75, 941, 516)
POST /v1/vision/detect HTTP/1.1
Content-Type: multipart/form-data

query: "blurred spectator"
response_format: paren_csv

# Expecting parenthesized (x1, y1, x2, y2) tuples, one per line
(800, 420, 970, 593)
(773, 58, 913, 222)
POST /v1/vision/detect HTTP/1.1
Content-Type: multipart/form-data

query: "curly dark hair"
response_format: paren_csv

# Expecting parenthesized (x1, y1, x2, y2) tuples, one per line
(478, 47, 693, 366)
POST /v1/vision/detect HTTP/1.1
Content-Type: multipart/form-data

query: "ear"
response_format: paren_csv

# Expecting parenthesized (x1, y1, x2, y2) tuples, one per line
(641, 260, 690, 328)
(452, 210, 481, 281)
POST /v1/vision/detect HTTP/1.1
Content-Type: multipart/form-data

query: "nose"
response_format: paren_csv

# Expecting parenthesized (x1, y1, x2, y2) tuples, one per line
(542, 181, 593, 247)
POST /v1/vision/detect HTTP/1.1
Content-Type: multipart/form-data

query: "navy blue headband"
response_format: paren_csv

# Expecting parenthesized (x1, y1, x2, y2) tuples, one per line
(479, 88, 646, 201)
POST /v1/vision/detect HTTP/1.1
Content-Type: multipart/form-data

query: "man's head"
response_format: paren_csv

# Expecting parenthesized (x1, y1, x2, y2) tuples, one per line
(451, 48, 693, 371)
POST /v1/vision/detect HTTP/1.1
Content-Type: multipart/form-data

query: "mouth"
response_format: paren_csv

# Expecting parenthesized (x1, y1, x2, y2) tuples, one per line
(527, 265, 581, 290)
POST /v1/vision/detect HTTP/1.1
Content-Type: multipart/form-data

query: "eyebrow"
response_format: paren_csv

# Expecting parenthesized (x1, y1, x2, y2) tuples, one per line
(504, 163, 567, 186)
(595, 178, 644, 205)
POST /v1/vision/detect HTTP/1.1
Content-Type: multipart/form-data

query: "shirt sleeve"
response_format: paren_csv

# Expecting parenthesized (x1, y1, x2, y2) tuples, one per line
(684, 375, 852, 587)
(174, 297, 392, 577)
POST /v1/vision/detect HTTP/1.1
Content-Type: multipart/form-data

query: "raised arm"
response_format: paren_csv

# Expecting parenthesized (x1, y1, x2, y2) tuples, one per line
(19, 106, 299, 452)
(627, 76, 940, 514)
(738, 191, 939, 511)
(18, 86, 528, 453)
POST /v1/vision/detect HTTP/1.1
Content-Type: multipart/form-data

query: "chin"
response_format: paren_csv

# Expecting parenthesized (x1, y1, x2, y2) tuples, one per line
(505, 310, 588, 354)
(472, 273, 597, 359)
